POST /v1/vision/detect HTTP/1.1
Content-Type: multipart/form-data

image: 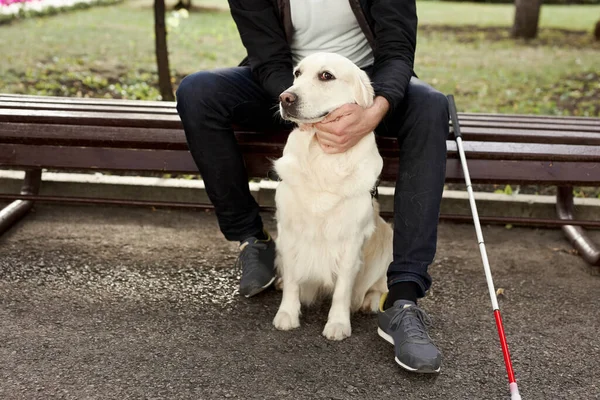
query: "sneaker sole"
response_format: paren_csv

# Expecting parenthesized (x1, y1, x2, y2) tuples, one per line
(242, 276, 276, 298)
(377, 327, 441, 374)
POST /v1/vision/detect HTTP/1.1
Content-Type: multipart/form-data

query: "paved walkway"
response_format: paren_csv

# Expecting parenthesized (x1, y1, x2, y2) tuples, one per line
(1, 205, 598, 399)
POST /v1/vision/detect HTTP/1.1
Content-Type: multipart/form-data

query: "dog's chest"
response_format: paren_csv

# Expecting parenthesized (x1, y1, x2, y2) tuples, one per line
(274, 132, 376, 235)
(274, 131, 356, 192)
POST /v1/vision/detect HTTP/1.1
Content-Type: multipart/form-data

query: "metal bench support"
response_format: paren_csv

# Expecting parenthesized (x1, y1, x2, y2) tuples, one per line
(556, 186, 600, 266)
(0, 169, 42, 235)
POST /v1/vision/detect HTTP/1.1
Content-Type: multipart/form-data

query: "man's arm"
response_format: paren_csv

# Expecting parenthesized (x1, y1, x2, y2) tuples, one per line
(312, 96, 388, 154)
(228, 0, 294, 101)
(306, 1, 418, 154)
(369, 0, 418, 114)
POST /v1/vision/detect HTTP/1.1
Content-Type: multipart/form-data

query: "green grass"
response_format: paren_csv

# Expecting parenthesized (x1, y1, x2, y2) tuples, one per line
(0, 0, 245, 98)
(0, 0, 599, 115)
(415, 27, 599, 115)
(416, 1, 600, 30)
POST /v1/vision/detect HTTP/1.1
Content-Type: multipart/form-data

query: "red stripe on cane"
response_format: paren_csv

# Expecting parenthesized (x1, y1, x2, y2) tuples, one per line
(494, 309, 516, 384)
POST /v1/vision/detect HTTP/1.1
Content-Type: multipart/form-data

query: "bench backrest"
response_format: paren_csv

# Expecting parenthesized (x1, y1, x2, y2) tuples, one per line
(1, 94, 600, 185)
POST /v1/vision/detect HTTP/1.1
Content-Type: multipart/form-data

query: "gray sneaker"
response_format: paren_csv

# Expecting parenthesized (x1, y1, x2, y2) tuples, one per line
(236, 231, 276, 298)
(377, 294, 442, 373)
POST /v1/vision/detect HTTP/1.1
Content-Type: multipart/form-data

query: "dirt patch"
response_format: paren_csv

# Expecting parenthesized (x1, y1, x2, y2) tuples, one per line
(548, 71, 600, 116)
(419, 25, 600, 49)
(6, 56, 187, 100)
(491, 69, 600, 118)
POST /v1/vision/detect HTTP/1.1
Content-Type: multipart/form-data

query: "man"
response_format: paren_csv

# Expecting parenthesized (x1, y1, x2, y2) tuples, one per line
(175, 0, 449, 373)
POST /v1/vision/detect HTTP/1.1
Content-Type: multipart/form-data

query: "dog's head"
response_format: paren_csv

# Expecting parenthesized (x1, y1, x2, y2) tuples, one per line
(278, 52, 375, 124)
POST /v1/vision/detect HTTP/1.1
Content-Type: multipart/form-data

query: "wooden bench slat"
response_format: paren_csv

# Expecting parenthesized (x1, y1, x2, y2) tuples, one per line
(2, 102, 600, 132)
(0, 144, 196, 173)
(232, 139, 600, 162)
(2, 143, 598, 185)
(4, 121, 600, 147)
(0, 93, 171, 107)
(0, 109, 183, 129)
(452, 120, 600, 132)
(440, 159, 600, 185)
(459, 127, 600, 145)
(0, 101, 174, 114)
(2, 105, 599, 134)
(2, 119, 600, 149)
(444, 141, 600, 161)
(2, 94, 598, 124)
(455, 114, 600, 126)
(1, 123, 599, 161)
(0, 123, 188, 149)
(2, 98, 597, 122)
(461, 112, 600, 122)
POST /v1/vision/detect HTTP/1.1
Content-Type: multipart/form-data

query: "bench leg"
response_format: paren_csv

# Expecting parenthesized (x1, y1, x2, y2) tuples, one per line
(0, 169, 42, 236)
(556, 186, 600, 266)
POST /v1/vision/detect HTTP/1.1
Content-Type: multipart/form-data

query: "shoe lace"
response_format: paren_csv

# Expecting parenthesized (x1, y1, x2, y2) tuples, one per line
(235, 239, 268, 275)
(389, 305, 433, 340)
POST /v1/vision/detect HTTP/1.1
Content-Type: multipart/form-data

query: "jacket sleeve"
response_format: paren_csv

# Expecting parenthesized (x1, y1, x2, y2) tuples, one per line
(369, 0, 418, 113)
(228, 0, 294, 101)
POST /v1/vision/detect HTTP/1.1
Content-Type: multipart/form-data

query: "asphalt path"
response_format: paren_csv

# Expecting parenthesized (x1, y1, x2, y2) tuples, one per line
(1, 205, 598, 399)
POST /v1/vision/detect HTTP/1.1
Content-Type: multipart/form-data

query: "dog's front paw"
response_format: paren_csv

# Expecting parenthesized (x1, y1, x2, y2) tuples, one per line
(360, 291, 382, 314)
(273, 310, 300, 331)
(322, 321, 351, 341)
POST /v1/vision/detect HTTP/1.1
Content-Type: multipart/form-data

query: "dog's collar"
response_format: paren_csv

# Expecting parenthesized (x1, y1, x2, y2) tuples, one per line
(268, 170, 380, 199)
(370, 178, 380, 199)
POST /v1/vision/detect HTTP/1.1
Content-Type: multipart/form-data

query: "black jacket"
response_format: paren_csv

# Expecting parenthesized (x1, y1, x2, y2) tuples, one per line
(228, 0, 417, 114)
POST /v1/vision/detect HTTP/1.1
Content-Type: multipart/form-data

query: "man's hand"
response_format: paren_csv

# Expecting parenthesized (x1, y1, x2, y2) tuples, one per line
(310, 96, 390, 154)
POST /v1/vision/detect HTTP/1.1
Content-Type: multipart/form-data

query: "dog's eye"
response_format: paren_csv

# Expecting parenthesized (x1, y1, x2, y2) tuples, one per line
(294, 70, 302, 78)
(318, 71, 335, 81)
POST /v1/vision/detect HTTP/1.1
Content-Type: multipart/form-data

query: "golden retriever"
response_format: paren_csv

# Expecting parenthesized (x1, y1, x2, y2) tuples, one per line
(272, 52, 393, 341)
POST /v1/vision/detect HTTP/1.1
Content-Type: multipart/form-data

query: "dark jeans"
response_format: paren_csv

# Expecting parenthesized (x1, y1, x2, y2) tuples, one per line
(175, 67, 449, 297)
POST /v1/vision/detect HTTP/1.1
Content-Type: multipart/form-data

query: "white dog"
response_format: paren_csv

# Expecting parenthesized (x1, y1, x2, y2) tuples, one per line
(272, 52, 394, 341)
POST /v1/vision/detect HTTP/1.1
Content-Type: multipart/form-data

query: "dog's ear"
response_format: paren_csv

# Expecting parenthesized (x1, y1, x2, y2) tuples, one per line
(353, 69, 375, 108)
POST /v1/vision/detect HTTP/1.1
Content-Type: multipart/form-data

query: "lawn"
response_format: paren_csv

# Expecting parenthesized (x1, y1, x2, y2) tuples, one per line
(417, 1, 600, 30)
(0, 0, 599, 115)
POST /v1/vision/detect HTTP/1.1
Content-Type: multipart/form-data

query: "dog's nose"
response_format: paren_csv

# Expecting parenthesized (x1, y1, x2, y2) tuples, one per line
(279, 92, 297, 106)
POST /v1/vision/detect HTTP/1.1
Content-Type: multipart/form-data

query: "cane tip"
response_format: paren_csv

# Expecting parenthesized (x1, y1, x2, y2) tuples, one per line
(510, 382, 522, 400)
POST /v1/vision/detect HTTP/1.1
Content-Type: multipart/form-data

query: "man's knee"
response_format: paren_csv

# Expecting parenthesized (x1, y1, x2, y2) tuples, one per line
(175, 71, 218, 112)
(428, 90, 449, 121)
(409, 82, 449, 123)
(407, 83, 450, 145)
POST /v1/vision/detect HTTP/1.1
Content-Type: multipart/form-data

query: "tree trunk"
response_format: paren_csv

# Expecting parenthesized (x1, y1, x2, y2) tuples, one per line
(173, 0, 191, 10)
(511, 0, 543, 40)
(154, 0, 175, 101)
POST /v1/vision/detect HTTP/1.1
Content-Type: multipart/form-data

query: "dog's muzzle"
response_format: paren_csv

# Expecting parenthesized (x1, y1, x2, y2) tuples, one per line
(279, 91, 299, 119)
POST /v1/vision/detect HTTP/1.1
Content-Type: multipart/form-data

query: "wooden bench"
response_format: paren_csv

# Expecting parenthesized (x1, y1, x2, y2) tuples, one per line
(1, 93, 599, 267)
